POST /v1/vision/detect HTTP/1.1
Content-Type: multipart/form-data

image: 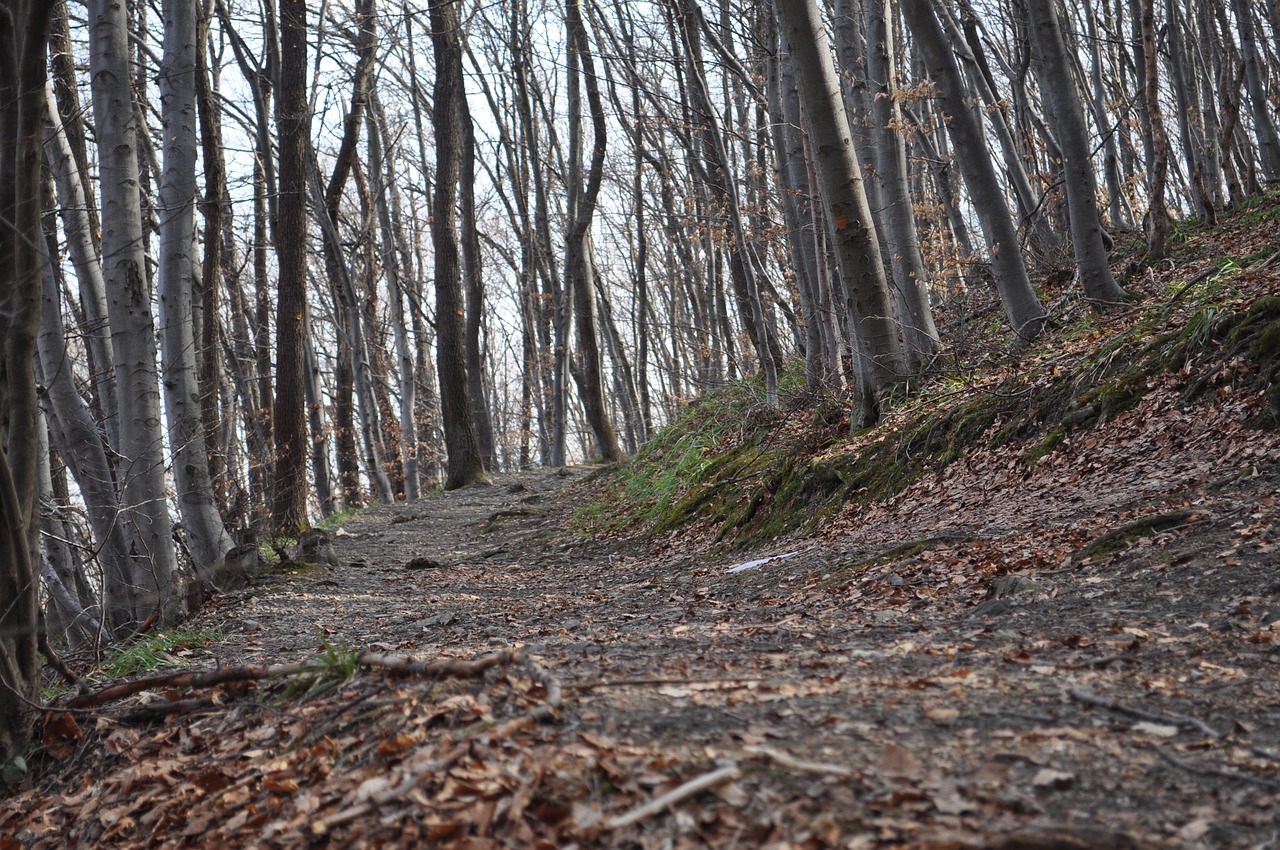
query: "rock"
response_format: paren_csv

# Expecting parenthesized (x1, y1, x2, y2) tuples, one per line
(296, 528, 340, 567)
(969, 598, 1014, 619)
(406, 556, 447, 570)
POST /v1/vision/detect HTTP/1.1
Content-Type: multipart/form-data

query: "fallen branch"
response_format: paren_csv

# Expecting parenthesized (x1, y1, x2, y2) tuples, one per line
(567, 677, 763, 692)
(66, 660, 316, 709)
(1068, 687, 1222, 738)
(744, 745, 857, 779)
(604, 764, 740, 830)
(1149, 743, 1280, 791)
(65, 648, 561, 721)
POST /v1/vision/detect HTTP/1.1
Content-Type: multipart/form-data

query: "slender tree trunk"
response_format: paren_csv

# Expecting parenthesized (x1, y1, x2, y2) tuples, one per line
(0, 0, 55, 764)
(899, 0, 1046, 343)
(157, 0, 233, 570)
(567, 0, 624, 460)
(1025, 0, 1129, 302)
(865, 0, 939, 367)
(37, 195, 135, 634)
(1230, 0, 1280, 181)
(774, 0, 905, 422)
(460, 85, 499, 468)
(1139, 0, 1170, 259)
(674, 0, 780, 406)
(430, 0, 487, 488)
(196, 0, 230, 513)
(273, 0, 311, 531)
(369, 94, 420, 500)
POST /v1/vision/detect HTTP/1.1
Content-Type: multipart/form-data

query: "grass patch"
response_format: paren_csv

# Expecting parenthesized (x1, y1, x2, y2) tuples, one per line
(282, 640, 362, 701)
(99, 626, 222, 680)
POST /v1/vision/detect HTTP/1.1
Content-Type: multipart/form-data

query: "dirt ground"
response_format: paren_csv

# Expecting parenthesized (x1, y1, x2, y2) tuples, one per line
(8, 371, 1277, 849)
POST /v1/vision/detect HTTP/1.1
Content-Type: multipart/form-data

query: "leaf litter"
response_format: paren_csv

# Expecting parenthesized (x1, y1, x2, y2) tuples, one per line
(6, 221, 1280, 848)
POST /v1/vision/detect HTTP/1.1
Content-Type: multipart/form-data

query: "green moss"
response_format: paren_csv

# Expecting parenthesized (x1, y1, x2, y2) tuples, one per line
(582, 242, 1280, 549)
(1024, 427, 1066, 464)
(1072, 510, 1199, 563)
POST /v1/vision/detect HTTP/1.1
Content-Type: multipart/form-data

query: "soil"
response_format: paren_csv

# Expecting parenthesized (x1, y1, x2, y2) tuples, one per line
(7, 214, 1280, 847)
(8, 386, 1279, 848)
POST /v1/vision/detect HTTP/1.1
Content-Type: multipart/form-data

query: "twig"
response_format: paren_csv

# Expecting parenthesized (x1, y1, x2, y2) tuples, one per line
(1068, 687, 1222, 738)
(604, 764, 740, 830)
(1061, 653, 1136, 670)
(567, 677, 763, 692)
(744, 745, 857, 779)
(1249, 745, 1280, 763)
(360, 649, 561, 720)
(1149, 743, 1280, 791)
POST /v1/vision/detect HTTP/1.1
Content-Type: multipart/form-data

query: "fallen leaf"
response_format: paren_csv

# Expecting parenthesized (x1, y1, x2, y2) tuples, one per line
(879, 744, 923, 780)
(1031, 768, 1075, 790)
(1131, 721, 1179, 738)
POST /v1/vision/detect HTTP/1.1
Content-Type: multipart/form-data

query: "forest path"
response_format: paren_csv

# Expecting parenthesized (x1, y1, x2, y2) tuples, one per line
(190, 414, 1280, 850)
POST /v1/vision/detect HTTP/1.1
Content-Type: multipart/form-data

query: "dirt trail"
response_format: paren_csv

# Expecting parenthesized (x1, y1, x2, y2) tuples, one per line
(7, 370, 1280, 849)
(185, 409, 1280, 849)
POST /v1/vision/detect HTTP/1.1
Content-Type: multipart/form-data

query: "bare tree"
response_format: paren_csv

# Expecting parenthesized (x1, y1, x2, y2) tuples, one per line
(1025, 0, 1128, 301)
(273, 0, 311, 530)
(430, 0, 487, 488)
(0, 0, 56, 765)
(774, 0, 905, 421)
(157, 0, 233, 568)
(900, 0, 1047, 343)
(88, 0, 182, 620)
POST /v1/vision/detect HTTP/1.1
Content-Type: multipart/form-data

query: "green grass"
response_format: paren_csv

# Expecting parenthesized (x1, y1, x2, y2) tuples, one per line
(282, 639, 362, 701)
(99, 626, 222, 680)
(317, 505, 361, 530)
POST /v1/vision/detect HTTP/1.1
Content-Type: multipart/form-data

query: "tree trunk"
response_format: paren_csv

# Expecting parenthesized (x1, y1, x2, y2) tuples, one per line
(460, 86, 499, 468)
(1230, 0, 1280, 181)
(196, 1, 230, 514)
(157, 0, 233, 570)
(0, 0, 55, 765)
(369, 93, 421, 500)
(87, 0, 182, 621)
(899, 0, 1046, 343)
(1025, 0, 1129, 302)
(865, 0, 939, 367)
(430, 0, 487, 488)
(567, 0, 624, 460)
(1139, 0, 1170, 260)
(37, 201, 136, 634)
(774, 0, 905, 421)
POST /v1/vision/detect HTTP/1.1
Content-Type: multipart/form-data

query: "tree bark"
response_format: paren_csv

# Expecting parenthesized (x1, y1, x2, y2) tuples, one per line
(87, 0, 182, 621)
(1230, 0, 1280, 181)
(430, 0, 487, 488)
(774, 0, 905, 421)
(157, 0, 233, 569)
(0, 0, 55, 765)
(273, 0, 311, 531)
(1024, 0, 1129, 302)
(899, 0, 1046, 343)
(1139, 0, 1169, 260)
(865, 0, 939, 367)
(567, 0, 624, 460)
